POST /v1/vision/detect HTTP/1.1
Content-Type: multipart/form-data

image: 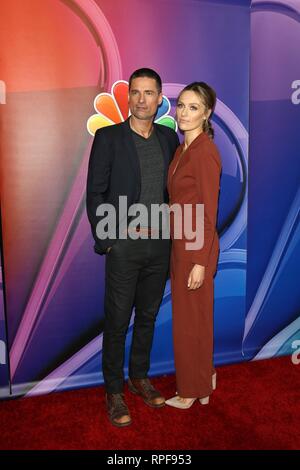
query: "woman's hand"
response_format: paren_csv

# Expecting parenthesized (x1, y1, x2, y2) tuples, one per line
(188, 264, 205, 290)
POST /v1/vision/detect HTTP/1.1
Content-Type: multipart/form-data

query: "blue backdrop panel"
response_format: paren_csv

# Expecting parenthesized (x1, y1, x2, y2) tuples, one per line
(244, 0, 300, 360)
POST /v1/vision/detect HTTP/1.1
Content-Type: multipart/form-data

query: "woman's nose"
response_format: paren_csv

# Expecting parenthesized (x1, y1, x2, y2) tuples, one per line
(181, 107, 187, 116)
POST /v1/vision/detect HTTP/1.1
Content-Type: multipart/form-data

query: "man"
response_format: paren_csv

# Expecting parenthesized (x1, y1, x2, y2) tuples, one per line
(86, 68, 179, 427)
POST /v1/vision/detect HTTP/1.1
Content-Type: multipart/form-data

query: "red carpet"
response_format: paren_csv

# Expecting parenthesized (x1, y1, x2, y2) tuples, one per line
(0, 356, 299, 450)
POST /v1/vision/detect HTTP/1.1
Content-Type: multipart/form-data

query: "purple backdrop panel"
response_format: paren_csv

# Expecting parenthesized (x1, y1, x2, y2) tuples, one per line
(244, 0, 300, 359)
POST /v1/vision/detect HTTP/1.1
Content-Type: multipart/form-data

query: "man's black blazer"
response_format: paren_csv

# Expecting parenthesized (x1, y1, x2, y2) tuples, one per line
(86, 118, 180, 255)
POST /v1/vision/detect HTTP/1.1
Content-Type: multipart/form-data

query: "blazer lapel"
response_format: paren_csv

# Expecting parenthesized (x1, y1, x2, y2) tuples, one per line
(122, 119, 141, 181)
(154, 123, 170, 170)
(154, 123, 171, 190)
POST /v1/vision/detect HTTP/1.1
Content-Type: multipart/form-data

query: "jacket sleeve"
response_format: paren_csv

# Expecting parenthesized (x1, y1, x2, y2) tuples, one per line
(86, 128, 113, 255)
(190, 145, 221, 266)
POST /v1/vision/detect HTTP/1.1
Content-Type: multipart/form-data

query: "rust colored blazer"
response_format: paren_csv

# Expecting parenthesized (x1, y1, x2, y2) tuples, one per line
(167, 132, 222, 271)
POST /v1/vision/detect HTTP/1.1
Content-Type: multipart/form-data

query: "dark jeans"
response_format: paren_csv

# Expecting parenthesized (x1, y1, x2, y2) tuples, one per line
(102, 237, 170, 394)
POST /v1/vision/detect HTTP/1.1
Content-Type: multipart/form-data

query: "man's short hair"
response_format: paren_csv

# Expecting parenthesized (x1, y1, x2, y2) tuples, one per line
(129, 68, 162, 93)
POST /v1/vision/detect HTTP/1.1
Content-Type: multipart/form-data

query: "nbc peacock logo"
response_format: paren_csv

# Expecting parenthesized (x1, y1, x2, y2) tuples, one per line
(87, 80, 177, 136)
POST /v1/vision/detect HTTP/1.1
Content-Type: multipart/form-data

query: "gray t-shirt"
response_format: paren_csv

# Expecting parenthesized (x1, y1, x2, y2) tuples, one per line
(132, 129, 165, 229)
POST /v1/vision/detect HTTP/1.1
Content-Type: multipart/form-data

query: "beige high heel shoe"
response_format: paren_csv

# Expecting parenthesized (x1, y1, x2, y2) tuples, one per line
(212, 372, 217, 391)
(165, 396, 197, 409)
(198, 372, 217, 405)
(167, 372, 217, 408)
(199, 396, 210, 405)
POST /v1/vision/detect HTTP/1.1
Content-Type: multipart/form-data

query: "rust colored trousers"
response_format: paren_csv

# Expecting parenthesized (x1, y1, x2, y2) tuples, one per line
(170, 252, 216, 399)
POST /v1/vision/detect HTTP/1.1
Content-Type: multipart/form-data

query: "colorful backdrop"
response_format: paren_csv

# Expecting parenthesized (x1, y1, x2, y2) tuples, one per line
(0, 0, 298, 400)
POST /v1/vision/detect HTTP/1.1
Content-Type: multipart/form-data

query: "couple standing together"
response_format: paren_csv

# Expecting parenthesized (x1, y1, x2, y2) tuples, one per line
(86, 68, 221, 427)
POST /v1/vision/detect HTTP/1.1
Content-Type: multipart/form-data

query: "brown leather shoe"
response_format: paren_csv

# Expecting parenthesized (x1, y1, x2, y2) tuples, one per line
(128, 378, 165, 408)
(106, 393, 132, 427)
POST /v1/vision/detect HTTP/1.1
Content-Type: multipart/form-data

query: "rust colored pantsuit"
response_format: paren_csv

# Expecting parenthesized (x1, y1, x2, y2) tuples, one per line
(167, 132, 221, 398)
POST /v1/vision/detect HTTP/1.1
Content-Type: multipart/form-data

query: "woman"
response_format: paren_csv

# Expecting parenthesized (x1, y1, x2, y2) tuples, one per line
(166, 82, 221, 409)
